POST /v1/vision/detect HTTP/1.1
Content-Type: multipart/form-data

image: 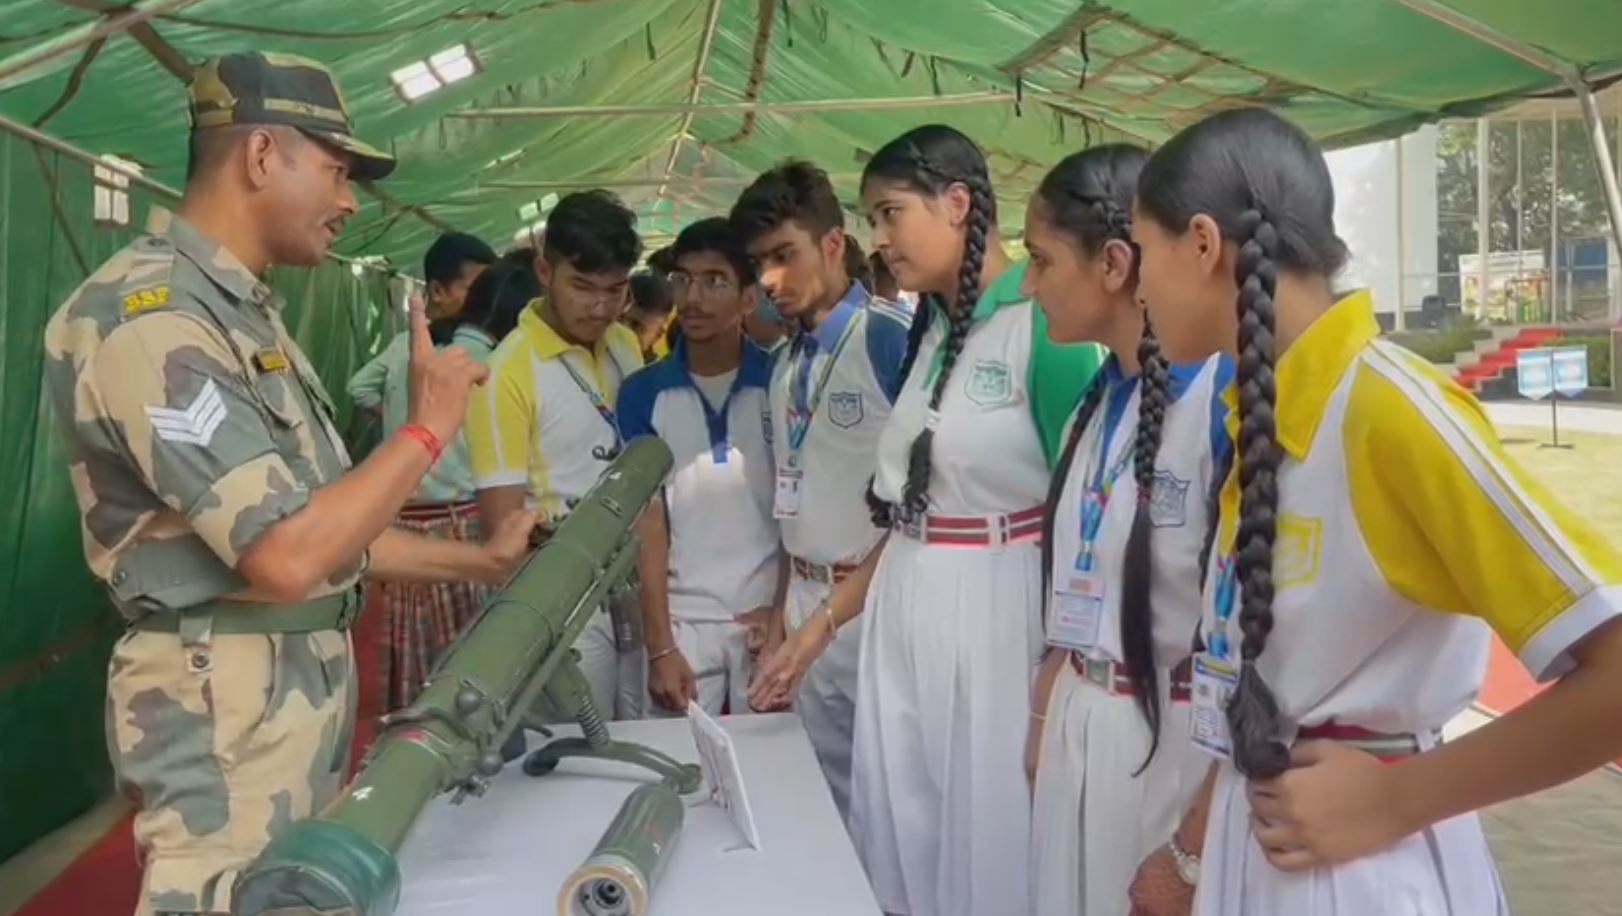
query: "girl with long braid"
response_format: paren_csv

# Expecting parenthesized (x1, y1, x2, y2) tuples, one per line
(1124, 107, 1622, 916)
(749, 124, 1103, 916)
(1021, 145, 1233, 916)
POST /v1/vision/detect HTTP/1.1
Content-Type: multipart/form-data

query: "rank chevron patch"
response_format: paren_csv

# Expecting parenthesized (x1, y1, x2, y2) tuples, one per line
(144, 379, 227, 447)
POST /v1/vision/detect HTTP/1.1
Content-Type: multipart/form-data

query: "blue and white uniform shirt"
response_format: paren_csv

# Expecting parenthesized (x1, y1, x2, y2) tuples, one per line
(617, 340, 780, 623)
(768, 283, 911, 565)
(1048, 353, 1234, 667)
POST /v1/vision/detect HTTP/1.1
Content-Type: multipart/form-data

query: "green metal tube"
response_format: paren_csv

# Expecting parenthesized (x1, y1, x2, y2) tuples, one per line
(232, 437, 673, 916)
(556, 782, 686, 916)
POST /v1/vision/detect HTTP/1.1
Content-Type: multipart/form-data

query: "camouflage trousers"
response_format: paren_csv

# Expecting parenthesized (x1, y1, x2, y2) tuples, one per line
(106, 627, 356, 916)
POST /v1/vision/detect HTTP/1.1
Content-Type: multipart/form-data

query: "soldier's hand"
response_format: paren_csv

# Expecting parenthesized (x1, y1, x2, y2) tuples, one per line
(649, 648, 697, 712)
(406, 300, 489, 444)
(480, 509, 539, 584)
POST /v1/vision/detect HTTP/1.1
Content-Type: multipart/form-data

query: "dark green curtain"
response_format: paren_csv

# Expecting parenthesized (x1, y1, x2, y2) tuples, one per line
(0, 132, 401, 865)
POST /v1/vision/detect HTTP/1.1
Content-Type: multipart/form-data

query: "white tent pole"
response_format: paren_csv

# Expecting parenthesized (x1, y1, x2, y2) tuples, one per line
(1477, 117, 1491, 319)
(1386, 0, 1622, 321)
(0, 0, 205, 91)
(0, 111, 407, 281)
(1395, 134, 1408, 330)
(1574, 82, 1622, 322)
(656, 0, 725, 202)
(450, 92, 1017, 120)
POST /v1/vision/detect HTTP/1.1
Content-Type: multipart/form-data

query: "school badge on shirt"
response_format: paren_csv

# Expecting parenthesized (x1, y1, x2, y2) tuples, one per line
(1149, 470, 1190, 528)
(1276, 513, 1324, 589)
(964, 359, 1013, 407)
(827, 391, 864, 429)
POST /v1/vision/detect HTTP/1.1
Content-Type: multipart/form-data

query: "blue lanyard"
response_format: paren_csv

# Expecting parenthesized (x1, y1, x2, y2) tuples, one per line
(559, 355, 623, 454)
(695, 371, 750, 465)
(785, 312, 860, 461)
(1075, 383, 1135, 570)
(1206, 556, 1238, 660)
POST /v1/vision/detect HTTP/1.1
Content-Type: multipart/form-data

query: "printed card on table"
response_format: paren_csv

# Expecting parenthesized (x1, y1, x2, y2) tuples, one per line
(687, 701, 762, 850)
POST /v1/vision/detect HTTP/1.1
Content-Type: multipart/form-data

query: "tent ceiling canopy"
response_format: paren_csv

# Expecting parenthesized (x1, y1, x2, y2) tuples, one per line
(1, 0, 1618, 270)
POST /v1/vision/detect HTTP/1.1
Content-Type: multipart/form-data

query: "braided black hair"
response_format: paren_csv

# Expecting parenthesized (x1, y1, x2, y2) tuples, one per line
(1033, 143, 1174, 769)
(860, 125, 998, 526)
(1120, 321, 1170, 767)
(1136, 108, 1349, 779)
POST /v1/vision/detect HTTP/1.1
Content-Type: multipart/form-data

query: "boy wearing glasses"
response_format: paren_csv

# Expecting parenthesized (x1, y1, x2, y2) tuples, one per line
(465, 190, 647, 720)
(617, 218, 782, 717)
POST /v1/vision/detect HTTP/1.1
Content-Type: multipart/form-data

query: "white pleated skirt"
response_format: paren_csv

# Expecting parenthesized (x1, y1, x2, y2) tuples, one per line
(848, 534, 1044, 916)
(1195, 759, 1510, 916)
(1031, 660, 1209, 916)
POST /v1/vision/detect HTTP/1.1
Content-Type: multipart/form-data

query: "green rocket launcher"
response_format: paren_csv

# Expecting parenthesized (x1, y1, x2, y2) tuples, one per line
(232, 437, 701, 916)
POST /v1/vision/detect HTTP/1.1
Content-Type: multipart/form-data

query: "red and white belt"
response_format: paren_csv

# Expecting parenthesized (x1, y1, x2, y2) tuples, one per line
(397, 500, 480, 523)
(892, 505, 1044, 547)
(1296, 722, 1434, 760)
(1070, 654, 1194, 703)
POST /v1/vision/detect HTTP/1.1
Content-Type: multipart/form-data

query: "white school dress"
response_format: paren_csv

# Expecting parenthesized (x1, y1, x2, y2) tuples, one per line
(1032, 353, 1232, 916)
(616, 339, 779, 716)
(769, 282, 911, 818)
(849, 263, 1104, 916)
(1191, 291, 1622, 916)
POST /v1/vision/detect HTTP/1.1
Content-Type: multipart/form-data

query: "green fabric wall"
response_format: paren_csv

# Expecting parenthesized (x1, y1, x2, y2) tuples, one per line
(0, 132, 400, 865)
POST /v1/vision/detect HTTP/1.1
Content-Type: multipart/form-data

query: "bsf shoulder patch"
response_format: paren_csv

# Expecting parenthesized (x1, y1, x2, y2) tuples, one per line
(121, 286, 171, 316)
(253, 347, 290, 373)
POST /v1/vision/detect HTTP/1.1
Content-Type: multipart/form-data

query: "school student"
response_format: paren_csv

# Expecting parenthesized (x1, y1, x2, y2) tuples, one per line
(1123, 107, 1622, 916)
(617, 218, 780, 717)
(349, 256, 541, 710)
(464, 190, 647, 720)
(1018, 146, 1232, 916)
(731, 160, 910, 818)
(751, 125, 1104, 916)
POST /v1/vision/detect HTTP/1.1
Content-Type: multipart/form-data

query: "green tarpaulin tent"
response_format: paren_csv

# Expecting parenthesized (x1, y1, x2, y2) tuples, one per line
(2, 0, 1621, 863)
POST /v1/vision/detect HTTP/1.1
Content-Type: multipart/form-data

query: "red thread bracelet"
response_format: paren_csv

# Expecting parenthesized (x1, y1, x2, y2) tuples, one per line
(399, 424, 444, 463)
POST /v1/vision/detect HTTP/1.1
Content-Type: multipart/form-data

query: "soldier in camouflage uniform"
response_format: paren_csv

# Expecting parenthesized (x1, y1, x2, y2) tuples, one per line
(42, 52, 535, 916)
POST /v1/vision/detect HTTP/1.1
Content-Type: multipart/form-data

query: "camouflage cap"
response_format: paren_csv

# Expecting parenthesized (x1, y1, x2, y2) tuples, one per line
(189, 51, 396, 181)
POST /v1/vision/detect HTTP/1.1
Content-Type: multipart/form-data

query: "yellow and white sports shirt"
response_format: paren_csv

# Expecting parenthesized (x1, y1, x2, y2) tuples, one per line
(465, 302, 643, 522)
(1201, 290, 1622, 737)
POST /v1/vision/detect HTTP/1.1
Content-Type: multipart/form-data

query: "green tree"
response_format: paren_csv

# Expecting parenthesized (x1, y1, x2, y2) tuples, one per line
(1435, 117, 1618, 297)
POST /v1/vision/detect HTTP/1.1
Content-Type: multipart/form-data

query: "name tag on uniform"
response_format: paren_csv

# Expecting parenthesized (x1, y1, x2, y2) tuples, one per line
(1191, 653, 1239, 759)
(773, 469, 803, 519)
(1047, 575, 1104, 650)
(253, 347, 290, 373)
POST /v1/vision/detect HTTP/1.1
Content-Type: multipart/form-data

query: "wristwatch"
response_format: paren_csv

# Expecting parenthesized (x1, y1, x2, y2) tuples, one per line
(1168, 833, 1201, 886)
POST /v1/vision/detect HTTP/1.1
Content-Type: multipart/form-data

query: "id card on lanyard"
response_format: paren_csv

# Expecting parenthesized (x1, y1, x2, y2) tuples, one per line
(1191, 554, 1240, 758)
(1047, 386, 1133, 652)
(559, 354, 623, 461)
(774, 313, 860, 519)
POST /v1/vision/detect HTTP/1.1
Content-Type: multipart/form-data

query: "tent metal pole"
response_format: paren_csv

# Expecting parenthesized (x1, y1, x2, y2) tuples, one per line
(1383, 0, 1575, 77)
(1573, 81, 1622, 322)
(482, 174, 863, 191)
(657, 0, 725, 202)
(0, 0, 205, 90)
(0, 110, 178, 197)
(1395, 134, 1407, 330)
(450, 91, 1017, 120)
(1385, 0, 1622, 320)
(0, 111, 408, 280)
(1476, 117, 1491, 320)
